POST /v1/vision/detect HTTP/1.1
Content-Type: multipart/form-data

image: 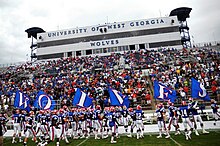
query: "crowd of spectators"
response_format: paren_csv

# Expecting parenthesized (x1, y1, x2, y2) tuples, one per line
(0, 47, 220, 113)
(149, 47, 220, 103)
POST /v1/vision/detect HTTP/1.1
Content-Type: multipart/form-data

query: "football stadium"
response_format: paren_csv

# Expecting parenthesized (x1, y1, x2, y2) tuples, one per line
(0, 4, 220, 146)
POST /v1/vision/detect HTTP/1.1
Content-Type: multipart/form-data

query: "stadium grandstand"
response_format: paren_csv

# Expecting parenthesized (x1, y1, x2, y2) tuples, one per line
(0, 46, 220, 112)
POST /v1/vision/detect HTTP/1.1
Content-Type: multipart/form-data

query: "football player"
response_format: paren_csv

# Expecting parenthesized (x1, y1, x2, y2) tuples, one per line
(103, 107, 110, 137)
(188, 98, 209, 135)
(49, 110, 61, 146)
(92, 105, 103, 139)
(127, 107, 136, 138)
(135, 105, 145, 139)
(179, 101, 193, 140)
(122, 105, 129, 135)
(23, 111, 37, 146)
(78, 108, 89, 139)
(156, 103, 170, 139)
(167, 101, 180, 135)
(35, 110, 43, 137)
(69, 108, 79, 139)
(20, 110, 27, 132)
(12, 109, 22, 143)
(39, 110, 50, 142)
(211, 99, 220, 126)
(0, 112, 9, 135)
(58, 108, 69, 144)
(107, 106, 118, 143)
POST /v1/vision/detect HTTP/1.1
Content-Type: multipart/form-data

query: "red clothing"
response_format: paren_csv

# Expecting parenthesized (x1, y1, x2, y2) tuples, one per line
(145, 94, 151, 100)
(211, 85, 217, 93)
(183, 86, 189, 93)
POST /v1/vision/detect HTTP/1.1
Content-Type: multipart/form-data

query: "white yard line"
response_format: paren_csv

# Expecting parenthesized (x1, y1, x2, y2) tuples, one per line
(170, 137, 182, 146)
(76, 138, 89, 146)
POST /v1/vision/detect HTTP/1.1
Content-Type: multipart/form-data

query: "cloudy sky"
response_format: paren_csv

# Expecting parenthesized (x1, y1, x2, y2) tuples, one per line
(0, 0, 219, 65)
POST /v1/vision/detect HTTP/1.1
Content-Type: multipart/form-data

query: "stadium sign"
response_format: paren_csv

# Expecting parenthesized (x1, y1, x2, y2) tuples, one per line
(47, 18, 165, 38)
(90, 39, 119, 47)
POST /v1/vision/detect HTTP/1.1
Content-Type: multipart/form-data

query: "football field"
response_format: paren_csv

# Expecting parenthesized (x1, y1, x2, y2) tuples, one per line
(3, 130, 220, 146)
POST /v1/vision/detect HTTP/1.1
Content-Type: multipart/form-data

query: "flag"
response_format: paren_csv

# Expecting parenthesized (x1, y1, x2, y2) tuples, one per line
(123, 95, 130, 108)
(154, 80, 177, 103)
(72, 88, 93, 107)
(108, 88, 130, 107)
(191, 78, 211, 101)
(14, 90, 31, 112)
(34, 90, 56, 110)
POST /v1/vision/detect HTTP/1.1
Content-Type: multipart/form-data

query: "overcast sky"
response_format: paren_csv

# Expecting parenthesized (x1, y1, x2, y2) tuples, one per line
(0, 0, 219, 65)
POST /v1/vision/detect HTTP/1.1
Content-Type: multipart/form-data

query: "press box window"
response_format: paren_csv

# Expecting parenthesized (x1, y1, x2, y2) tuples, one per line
(86, 50, 92, 55)
(76, 51, 81, 56)
(67, 52, 72, 57)
(129, 45, 135, 50)
(139, 44, 145, 49)
(103, 48, 108, 53)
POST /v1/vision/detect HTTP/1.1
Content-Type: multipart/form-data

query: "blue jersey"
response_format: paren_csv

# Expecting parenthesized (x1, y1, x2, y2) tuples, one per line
(26, 116, 34, 128)
(179, 106, 190, 118)
(189, 102, 199, 115)
(135, 110, 144, 120)
(58, 114, 66, 124)
(211, 103, 219, 113)
(20, 114, 26, 122)
(122, 109, 129, 117)
(129, 111, 136, 121)
(92, 110, 101, 120)
(40, 114, 48, 125)
(46, 113, 51, 122)
(115, 110, 122, 118)
(35, 114, 42, 122)
(0, 115, 8, 125)
(68, 112, 76, 122)
(78, 111, 87, 121)
(168, 106, 175, 117)
(13, 114, 21, 123)
(87, 111, 93, 120)
(107, 112, 116, 127)
(156, 107, 165, 121)
(103, 110, 109, 120)
(51, 115, 59, 127)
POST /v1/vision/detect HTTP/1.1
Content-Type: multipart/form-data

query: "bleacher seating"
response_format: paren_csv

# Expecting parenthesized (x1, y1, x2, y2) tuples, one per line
(0, 47, 219, 114)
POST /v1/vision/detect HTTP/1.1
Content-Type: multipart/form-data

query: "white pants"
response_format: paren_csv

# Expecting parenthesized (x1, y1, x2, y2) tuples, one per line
(25, 128, 36, 138)
(13, 123, 21, 134)
(136, 120, 143, 130)
(213, 112, 220, 120)
(123, 117, 129, 126)
(193, 115, 203, 124)
(182, 117, 193, 129)
(157, 120, 166, 129)
(40, 124, 49, 134)
(50, 126, 60, 141)
(93, 120, 102, 130)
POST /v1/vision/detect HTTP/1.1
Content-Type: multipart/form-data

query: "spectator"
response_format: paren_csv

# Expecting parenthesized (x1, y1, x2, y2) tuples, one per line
(145, 91, 152, 105)
(211, 84, 217, 100)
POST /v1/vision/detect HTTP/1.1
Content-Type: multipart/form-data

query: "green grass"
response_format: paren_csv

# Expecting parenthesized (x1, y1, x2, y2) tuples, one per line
(3, 130, 220, 146)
